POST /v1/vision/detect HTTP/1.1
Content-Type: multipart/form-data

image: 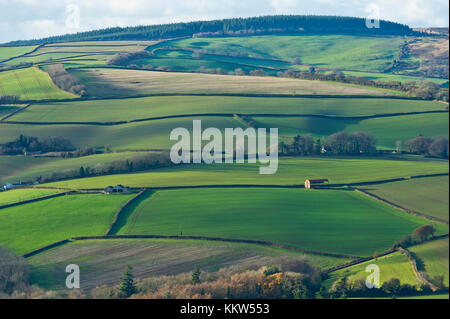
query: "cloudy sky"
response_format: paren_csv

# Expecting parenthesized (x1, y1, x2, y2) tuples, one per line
(0, 0, 448, 43)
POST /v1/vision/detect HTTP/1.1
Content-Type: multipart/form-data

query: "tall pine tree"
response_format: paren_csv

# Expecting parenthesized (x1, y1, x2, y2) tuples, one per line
(118, 265, 137, 298)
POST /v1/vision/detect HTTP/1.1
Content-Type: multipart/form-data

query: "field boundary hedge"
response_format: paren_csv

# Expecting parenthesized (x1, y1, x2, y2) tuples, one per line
(0, 104, 30, 121)
(397, 247, 439, 291)
(15, 90, 424, 104)
(105, 189, 147, 235)
(0, 190, 75, 210)
(22, 239, 71, 258)
(355, 184, 449, 225)
(3, 109, 447, 126)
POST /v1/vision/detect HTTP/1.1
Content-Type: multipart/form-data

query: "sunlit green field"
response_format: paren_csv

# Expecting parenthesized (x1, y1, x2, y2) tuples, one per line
(0, 67, 77, 100)
(360, 176, 449, 221)
(0, 193, 134, 254)
(0, 188, 63, 206)
(0, 45, 37, 61)
(151, 35, 405, 72)
(409, 239, 449, 286)
(324, 251, 420, 289)
(9, 96, 445, 123)
(40, 157, 449, 189)
(115, 188, 447, 256)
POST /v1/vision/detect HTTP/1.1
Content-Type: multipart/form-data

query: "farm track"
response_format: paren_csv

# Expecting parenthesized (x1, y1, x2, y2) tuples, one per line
(2, 110, 447, 126)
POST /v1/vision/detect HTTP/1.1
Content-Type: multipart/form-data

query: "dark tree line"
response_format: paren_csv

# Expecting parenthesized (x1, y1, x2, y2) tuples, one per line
(7, 15, 417, 46)
(277, 69, 449, 101)
(0, 95, 19, 104)
(0, 135, 75, 155)
(279, 131, 377, 156)
(36, 152, 172, 184)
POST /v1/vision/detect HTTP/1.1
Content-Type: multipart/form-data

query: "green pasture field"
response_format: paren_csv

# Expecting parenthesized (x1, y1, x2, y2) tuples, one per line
(0, 155, 55, 184)
(0, 152, 152, 184)
(0, 116, 245, 150)
(155, 35, 405, 72)
(0, 105, 22, 118)
(41, 156, 449, 189)
(252, 113, 449, 149)
(45, 41, 156, 46)
(27, 44, 147, 56)
(409, 239, 449, 286)
(341, 70, 448, 85)
(0, 67, 77, 100)
(359, 176, 449, 221)
(10, 96, 445, 123)
(0, 45, 37, 61)
(2, 52, 112, 67)
(0, 193, 134, 254)
(26, 238, 349, 289)
(116, 188, 447, 256)
(324, 251, 420, 289)
(70, 68, 396, 98)
(0, 188, 63, 206)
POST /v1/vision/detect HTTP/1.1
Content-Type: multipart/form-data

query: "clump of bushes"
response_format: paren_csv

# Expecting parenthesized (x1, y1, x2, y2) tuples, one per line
(0, 95, 19, 104)
(405, 136, 449, 158)
(107, 50, 151, 66)
(47, 64, 87, 96)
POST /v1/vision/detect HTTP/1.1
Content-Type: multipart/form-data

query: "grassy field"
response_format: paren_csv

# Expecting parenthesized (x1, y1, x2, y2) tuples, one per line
(0, 116, 245, 150)
(0, 45, 37, 61)
(0, 152, 152, 184)
(360, 176, 449, 221)
(114, 188, 447, 256)
(71, 68, 396, 98)
(0, 155, 56, 184)
(41, 157, 449, 189)
(9, 96, 445, 123)
(409, 239, 449, 286)
(0, 67, 77, 100)
(324, 251, 420, 289)
(253, 113, 449, 149)
(153, 35, 405, 72)
(0, 188, 63, 206)
(0, 193, 133, 254)
(26, 238, 349, 289)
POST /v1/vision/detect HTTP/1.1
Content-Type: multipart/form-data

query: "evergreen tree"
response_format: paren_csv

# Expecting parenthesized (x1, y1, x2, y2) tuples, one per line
(191, 265, 201, 285)
(118, 265, 137, 298)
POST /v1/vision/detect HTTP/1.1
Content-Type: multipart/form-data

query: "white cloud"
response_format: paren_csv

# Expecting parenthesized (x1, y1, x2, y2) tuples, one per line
(0, 0, 448, 43)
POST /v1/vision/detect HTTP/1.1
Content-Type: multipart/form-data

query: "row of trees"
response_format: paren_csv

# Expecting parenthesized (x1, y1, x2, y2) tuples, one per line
(279, 131, 377, 156)
(8, 15, 416, 46)
(0, 135, 75, 155)
(404, 136, 449, 158)
(47, 64, 87, 96)
(277, 69, 449, 101)
(0, 95, 19, 104)
(35, 152, 172, 184)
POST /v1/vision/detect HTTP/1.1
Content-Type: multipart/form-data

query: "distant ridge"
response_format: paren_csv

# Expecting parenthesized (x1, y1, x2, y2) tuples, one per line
(6, 15, 417, 45)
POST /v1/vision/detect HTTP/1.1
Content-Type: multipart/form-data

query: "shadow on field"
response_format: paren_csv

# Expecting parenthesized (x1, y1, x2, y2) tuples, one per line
(109, 190, 155, 234)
